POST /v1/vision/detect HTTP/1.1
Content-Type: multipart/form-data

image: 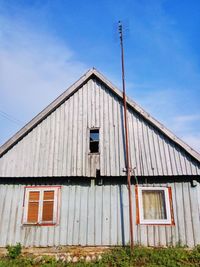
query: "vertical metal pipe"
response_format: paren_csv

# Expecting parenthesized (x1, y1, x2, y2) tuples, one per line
(118, 21, 134, 248)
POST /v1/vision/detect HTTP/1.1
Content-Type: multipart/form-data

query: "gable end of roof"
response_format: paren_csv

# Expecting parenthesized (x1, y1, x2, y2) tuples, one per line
(0, 68, 200, 164)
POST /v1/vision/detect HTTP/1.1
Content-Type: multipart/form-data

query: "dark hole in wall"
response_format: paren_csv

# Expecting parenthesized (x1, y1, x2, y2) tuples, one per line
(90, 129, 99, 153)
(90, 141, 99, 153)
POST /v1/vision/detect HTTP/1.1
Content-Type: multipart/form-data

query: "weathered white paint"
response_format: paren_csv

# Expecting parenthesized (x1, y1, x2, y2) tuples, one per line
(0, 78, 200, 177)
(0, 180, 199, 247)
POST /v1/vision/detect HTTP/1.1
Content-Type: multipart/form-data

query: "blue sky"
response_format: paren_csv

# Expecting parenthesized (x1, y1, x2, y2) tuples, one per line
(0, 0, 200, 152)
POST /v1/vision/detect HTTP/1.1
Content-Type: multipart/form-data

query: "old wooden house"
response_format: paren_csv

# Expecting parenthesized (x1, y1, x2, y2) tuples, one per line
(0, 68, 200, 248)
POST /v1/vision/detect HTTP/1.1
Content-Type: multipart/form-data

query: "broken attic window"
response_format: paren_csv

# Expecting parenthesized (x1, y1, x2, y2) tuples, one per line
(90, 129, 99, 153)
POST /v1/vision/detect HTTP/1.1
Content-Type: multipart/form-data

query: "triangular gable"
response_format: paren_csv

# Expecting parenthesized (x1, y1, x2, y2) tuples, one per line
(1, 68, 200, 162)
(0, 69, 200, 177)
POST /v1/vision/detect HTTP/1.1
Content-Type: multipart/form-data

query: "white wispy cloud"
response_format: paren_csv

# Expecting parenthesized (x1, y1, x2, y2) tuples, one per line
(0, 12, 88, 144)
(173, 114, 200, 123)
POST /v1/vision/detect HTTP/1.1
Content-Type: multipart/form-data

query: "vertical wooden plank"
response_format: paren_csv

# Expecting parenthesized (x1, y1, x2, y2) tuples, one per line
(6, 185, 20, 244)
(132, 114, 141, 176)
(73, 186, 81, 245)
(173, 147, 182, 175)
(137, 117, 147, 176)
(66, 97, 73, 176)
(127, 110, 134, 171)
(174, 182, 186, 245)
(146, 125, 158, 176)
(78, 185, 88, 245)
(87, 79, 91, 128)
(0, 185, 8, 246)
(154, 226, 160, 246)
(179, 152, 187, 175)
(147, 226, 154, 246)
(91, 79, 95, 127)
(60, 185, 69, 245)
(167, 144, 176, 176)
(40, 118, 48, 177)
(110, 185, 118, 245)
(38, 119, 46, 176)
(33, 124, 41, 177)
(113, 96, 120, 176)
(41, 116, 49, 176)
(188, 184, 200, 246)
(1, 185, 13, 245)
(99, 83, 105, 175)
(102, 87, 107, 176)
(47, 112, 55, 176)
(82, 84, 88, 176)
(108, 92, 115, 176)
(53, 108, 61, 176)
(157, 135, 167, 176)
(102, 184, 110, 245)
(152, 131, 163, 176)
(57, 104, 65, 177)
(118, 101, 125, 176)
(95, 79, 100, 127)
(170, 182, 178, 246)
(131, 184, 138, 245)
(95, 185, 103, 245)
(104, 88, 110, 176)
(72, 91, 78, 176)
(182, 182, 194, 247)
(87, 184, 95, 245)
(122, 184, 130, 245)
(67, 185, 76, 245)
(62, 101, 69, 176)
(46, 227, 53, 247)
(29, 128, 36, 177)
(162, 140, 173, 176)
(76, 88, 83, 176)
(117, 184, 123, 245)
(143, 122, 154, 176)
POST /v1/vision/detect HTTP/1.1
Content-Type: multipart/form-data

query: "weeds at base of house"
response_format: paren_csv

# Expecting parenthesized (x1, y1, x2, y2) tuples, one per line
(0, 245, 200, 266)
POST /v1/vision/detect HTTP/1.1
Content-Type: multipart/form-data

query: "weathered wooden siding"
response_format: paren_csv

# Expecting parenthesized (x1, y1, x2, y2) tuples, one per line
(0, 78, 200, 177)
(0, 180, 199, 247)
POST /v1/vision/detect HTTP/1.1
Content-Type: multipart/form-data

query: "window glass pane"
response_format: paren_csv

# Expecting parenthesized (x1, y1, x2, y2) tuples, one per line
(27, 202, 39, 222)
(44, 191, 54, 200)
(42, 201, 54, 221)
(90, 129, 99, 141)
(142, 190, 167, 220)
(29, 191, 39, 201)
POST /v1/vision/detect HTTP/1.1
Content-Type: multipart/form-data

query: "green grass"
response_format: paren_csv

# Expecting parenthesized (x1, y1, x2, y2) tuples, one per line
(0, 246, 200, 267)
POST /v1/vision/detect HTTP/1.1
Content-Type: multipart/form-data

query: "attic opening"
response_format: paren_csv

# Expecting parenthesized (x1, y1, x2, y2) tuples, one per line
(89, 129, 99, 153)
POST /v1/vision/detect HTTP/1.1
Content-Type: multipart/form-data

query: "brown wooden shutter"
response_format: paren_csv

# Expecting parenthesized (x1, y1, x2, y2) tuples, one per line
(42, 191, 54, 222)
(27, 191, 39, 223)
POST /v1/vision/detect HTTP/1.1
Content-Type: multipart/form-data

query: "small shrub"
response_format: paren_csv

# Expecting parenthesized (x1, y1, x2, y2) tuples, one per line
(6, 243, 22, 259)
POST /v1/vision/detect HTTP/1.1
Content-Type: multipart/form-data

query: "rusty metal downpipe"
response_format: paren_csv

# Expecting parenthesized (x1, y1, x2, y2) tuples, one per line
(118, 21, 134, 249)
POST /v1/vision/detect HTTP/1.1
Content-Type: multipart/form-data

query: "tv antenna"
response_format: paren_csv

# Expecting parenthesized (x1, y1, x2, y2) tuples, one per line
(118, 20, 134, 249)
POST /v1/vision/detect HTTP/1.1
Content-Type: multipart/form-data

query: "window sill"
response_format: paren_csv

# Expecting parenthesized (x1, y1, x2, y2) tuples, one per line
(23, 222, 57, 227)
(88, 152, 100, 155)
(137, 222, 175, 226)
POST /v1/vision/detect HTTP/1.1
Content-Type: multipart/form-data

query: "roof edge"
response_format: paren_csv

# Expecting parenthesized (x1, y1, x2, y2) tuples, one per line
(0, 68, 95, 157)
(92, 69, 200, 163)
(1, 68, 200, 163)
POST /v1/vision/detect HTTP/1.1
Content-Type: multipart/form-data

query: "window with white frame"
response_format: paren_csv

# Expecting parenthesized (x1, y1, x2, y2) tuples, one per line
(23, 186, 60, 225)
(137, 187, 172, 225)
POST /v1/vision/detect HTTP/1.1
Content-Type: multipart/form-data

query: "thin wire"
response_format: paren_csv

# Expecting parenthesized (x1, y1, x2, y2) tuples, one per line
(0, 110, 24, 125)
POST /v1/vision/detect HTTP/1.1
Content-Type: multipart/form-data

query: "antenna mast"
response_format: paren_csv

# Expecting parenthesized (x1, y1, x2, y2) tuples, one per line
(118, 21, 134, 249)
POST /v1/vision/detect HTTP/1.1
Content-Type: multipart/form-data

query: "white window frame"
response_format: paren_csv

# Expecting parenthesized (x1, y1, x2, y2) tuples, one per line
(23, 186, 60, 225)
(138, 186, 172, 225)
